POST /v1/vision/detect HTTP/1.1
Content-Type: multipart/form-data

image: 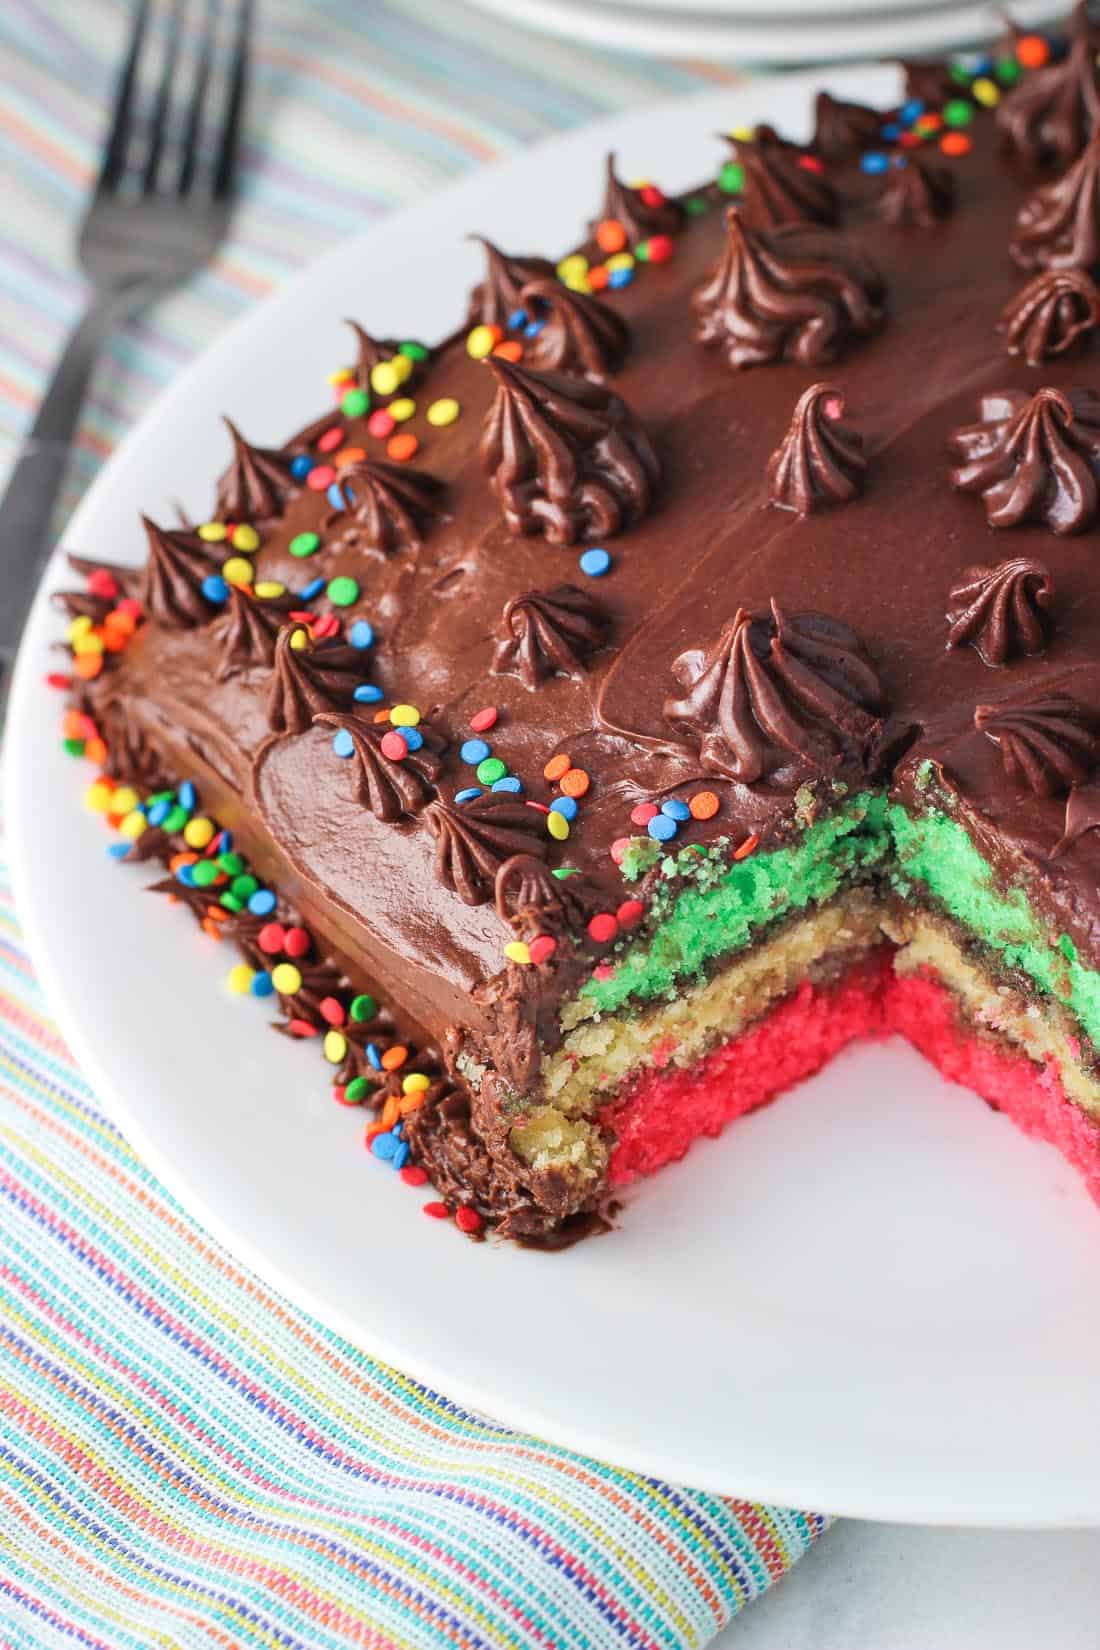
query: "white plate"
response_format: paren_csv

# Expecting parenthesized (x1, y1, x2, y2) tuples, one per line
(461, 0, 1065, 63)
(10, 65, 1100, 1528)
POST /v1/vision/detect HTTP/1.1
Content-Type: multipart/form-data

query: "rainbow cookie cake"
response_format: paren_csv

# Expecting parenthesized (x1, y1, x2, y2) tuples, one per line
(52, 10, 1100, 1242)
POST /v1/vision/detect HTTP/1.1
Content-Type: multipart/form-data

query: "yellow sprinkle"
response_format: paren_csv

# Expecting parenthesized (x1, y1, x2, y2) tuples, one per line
(231, 523, 260, 552)
(466, 324, 497, 359)
(222, 556, 253, 586)
(323, 1029, 348, 1064)
(289, 627, 310, 652)
(227, 964, 255, 995)
(557, 253, 589, 281)
(728, 123, 754, 141)
(83, 780, 114, 814)
(327, 366, 355, 386)
(972, 76, 1000, 106)
(605, 252, 635, 271)
(388, 397, 416, 422)
(183, 816, 216, 849)
(198, 521, 227, 542)
(564, 274, 591, 294)
(391, 353, 414, 384)
(111, 787, 140, 817)
(504, 940, 532, 966)
(370, 361, 401, 396)
(253, 580, 286, 599)
(389, 703, 420, 727)
(118, 810, 147, 840)
(271, 963, 302, 996)
(402, 1073, 431, 1094)
(629, 176, 649, 188)
(72, 632, 105, 656)
(66, 615, 93, 642)
(427, 397, 460, 428)
(547, 811, 570, 842)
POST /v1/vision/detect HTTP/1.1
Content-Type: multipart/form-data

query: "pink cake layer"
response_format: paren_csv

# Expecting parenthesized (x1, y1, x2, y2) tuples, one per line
(601, 958, 1100, 1203)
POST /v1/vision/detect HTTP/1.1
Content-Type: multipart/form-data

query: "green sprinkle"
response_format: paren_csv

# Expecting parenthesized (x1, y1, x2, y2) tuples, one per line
(340, 388, 369, 418)
(163, 806, 189, 833)
(553, 866, 579, 879)
(219, 892, 244, 913)
(718, 160, 744, 194)
(289, 531, 321, 559)
(231, 873, 259, 899)
(942, 98, 973, 127)
(995, 56, 1021, 83)
(218, 851, 246, 876)
(327, 575, 359, 608)
(476, 756, 507, 785)
(635, 241, 651, 262)
(148, 789, 173, 804)
(948, 61, 972, 83)
(62, 738, 85, 757)
(191, 860, 219, 888)
(350, 993, 377, 1023)
(345, 1076, 371, 1102)
(684, 195, 708, 215)
(399, 340, 429, 361)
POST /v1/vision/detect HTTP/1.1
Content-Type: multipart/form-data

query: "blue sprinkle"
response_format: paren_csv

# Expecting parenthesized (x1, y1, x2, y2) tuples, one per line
(879, 122, 901, 141)
(662, 798, 691, 821)
(460, 738, 491, 765)
(400, 726, 424, 751)
(579, 547, 611, 578)
(251, 972, 274, 998)
(608, 267, 634, 289)
(492, 775, 522, 794)
(524, 318, 545, 338)
(298, 576, 325, 601)
(220, 830, 233, 852)
(107, 842, 130, 860)
(178, 780, 196, 811)
(332, 728, 356, 758)
(326, 481, 345, 511)
(353, 683, 384, 704)
(349, 619, 374, 649)
(900, 97, 924, 123)
(860, 152, 889, 175)
(366, 1043, 383, 1071)
(455, 786, 482, 804)
(393, 1122, 404, 1140)
(248, 889, 277, 916)
(290, 454, 314, 480)
(507, 306, 528, 330)
(647, 815, 678, 842)
(147, 799, 171, 827)
(550, 795, 578, 821)
(371, 1131, 398, 1161)
(392, 1141, 410, 1170)
(176, 863, 195, 885)
(201, 574, 229, 604)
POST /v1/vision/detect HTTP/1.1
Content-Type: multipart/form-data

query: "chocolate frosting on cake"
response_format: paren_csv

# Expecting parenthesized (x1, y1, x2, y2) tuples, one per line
(211, 584, 298, 678)
(945, 558, 1053, 666)
(519, 278, 630, 378)
(325, 457, 444, 554)
(812, 91, 882, 162)
(766, 383, 866, 512)
(874, 155, 955, 227)
(267, 626, 365, 735)
(999, 267, 1100, 363)
(732, 127, 841, 230)
(975, 694, 1099, 796)
(468, 237, 557, 327)
(493, 584, 610, 688)
(949, 386, 1100, 533)
(597, 152, 684, 245)
(138, 517, 221, 629)
(216, 420, 297, 523)
(1011, 128, 1100, 271)
(426, 795, 549, 906)
(996, 1, 1100, 168)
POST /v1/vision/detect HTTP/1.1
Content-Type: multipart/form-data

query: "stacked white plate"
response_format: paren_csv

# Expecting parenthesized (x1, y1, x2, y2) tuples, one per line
(465, 0, 1066, 65)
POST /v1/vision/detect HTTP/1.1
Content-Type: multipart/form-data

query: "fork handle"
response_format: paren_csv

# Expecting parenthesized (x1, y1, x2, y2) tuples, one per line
(0, 289, 144, 679)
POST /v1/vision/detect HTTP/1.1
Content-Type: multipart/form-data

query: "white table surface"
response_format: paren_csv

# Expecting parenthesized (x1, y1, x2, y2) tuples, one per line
(717, 1524, 1100, 1648)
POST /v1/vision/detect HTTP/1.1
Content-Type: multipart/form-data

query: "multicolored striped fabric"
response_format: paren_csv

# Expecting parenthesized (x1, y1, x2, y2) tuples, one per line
(0, 3, 826, 1644)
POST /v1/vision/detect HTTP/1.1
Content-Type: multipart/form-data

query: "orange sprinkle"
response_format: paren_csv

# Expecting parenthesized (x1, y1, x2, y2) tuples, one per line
(492, 340, 524, 364)
(914, 112, 942, 133)
(1016, 33, 1051, 68)
(940, 132, 971, 157)
(588, 265, 610, 291)
(372, 708, 391, 724)
(201, 918, 224, 942)
(104, 609, 136, 637)
(596, 218, 627, 254)
(84, 737, 107, 765)
(335, 445, 366, 467)
(169, 852, 199, 874)
(733, 832, 760, 861)
(380, 1095, 401, 1129)
(399, 1091, 425, 1116)
(101, 629, 128, 654)
(381, 1044, 408, 1072)
(386, 432, 419, 462)
(364, 1120, 389, 1146)
(205, 904, 229, 923)
(62, 709, 83, 740)
(559, 767, 590, 799)
(74, 653, 102, 680)
(543, 752, 572, 782)
(689, 790, 720, 821)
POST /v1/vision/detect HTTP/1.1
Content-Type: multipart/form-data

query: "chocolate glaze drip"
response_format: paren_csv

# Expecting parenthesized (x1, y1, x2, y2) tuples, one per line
(664, 600, 884, 785)
(325, 457, 444, 554)
(313, 711, 442, 821)
(812, 90, 883, 162)
(519, 277, 630, 379)
(945, 558, 1054, 666)
(732, 127, 840, 230)
(425, 795, 549, 906)
(267, 625, 366, 735)
(467, 237, 557, 328)
(210, 584, 297, 679)
(975, 694, 1099, 796)
(693, 211, 886, 371)
(1000, 267, 1100, 364)
(949, 386, 1100, 534)
(1011, 129, 1100, 272)
(215, 419, 297, 523)
(138, 516, 221, 630)
(346, 320, 400, 391)
(997, 3, 1100, 168)
(480, 356, 660, 545)
(597, 152, 684, 246)
(493, 584, 610, 689)
(494, 854, 596, 937)
(766, 383, 866, 514)
(874, 155, 955, 228)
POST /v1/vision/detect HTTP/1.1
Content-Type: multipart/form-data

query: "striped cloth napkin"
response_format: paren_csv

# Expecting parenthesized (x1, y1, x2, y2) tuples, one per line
(0, 4, 828, 1644)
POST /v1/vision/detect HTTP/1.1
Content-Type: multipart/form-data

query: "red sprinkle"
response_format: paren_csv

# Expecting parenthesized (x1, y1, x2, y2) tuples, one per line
(331, 1085, 354, 1107)
(639, 184, 666, 207)
(258, 922, 286, 954)
(400, 1164, 428, 1187)
(46, 671, 72, 689)
(116, 598, 142, 620)
(284, 926, 310, 958)
(312, 615, 341, 640)
(319, 996, 345, 1027)
(380, 730, 408, 760)
(455, 1207, 483, 1234)
(287, 1019, 319, 1038)
(630, 802, 659, 827)
(368, 409, 395, 439)
(798, 154, 825, 173)
(317, 425, 345, 453)
(588, 912, 619, 944)
(616, 899, 645, 929)
(525, 801, 551, 815)
(645, 234, 674, 264)
(306, 464, 336, 490)
(469, 706, 498, 733)
(610, 837, 631, 866)
(527, 934, 558, 965)
(87, 568, 119, 599)
(423, 1200, 451, 1220)
(593, 963, 615, 982)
